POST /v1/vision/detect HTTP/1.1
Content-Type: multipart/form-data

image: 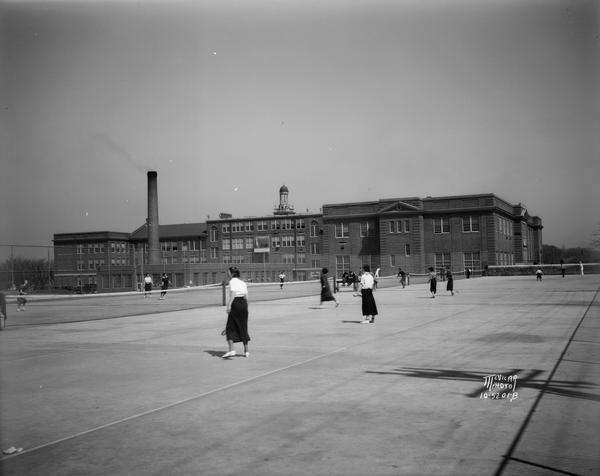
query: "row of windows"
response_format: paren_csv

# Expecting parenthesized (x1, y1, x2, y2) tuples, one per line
(388, 252, 483, 270)
(498, 217, 514, 237)
(76, 241, 204, 254)
(432, 216, 480, 234)
(390, 220, 410, 234)
(222, 253, 307, 264)
(222, 219, 310, 234)
(76, 242, 128, 254)
(160, 240, 202, 252)
(335, 216, 480, 238)
(77, 258, 126, 270)
(213, 222, 320, 241)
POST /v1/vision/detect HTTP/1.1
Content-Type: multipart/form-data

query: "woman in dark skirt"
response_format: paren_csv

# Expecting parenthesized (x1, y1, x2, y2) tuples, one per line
(445, 267, 454, 296)
(358, 265, 378, 323)
(319, 268, 339, 307)
(223, 267, 250, 358)
(428, 266, 437, 298)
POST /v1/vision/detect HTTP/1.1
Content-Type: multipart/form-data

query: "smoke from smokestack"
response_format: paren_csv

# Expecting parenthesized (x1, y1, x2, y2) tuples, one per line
(147, 171, 160, 265)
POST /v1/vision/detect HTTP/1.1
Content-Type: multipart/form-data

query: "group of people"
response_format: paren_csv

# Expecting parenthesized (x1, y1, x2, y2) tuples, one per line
(427, 266, 454, 298)
(221, 264, 381, 358)
(143, 273, 170, 299)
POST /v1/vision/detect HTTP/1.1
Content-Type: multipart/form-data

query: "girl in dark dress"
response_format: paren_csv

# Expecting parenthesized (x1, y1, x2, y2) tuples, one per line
(428, 267, 437, 298)
(446, 268, 454, 296)
(223, 267, 250, 358)
(319, 268, 339, 307)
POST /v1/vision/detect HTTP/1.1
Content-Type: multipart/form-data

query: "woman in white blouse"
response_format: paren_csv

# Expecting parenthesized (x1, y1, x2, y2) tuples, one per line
(223, 267, 250, 358)
(358, 265, 378, 324)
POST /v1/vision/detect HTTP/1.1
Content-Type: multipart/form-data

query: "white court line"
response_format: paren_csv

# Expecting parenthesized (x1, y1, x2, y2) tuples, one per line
(0, 344, 349, 461)
(1, 310, 480, 461)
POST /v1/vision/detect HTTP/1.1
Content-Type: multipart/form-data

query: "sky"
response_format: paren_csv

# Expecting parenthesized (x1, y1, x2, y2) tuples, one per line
(1, 0, 599, 259)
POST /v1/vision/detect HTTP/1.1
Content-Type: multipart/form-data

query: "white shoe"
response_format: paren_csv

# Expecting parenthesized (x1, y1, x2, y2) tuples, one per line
(244, 352, 250, 358)
(222, 350, 236, 358)
(361, 319, 370, 324)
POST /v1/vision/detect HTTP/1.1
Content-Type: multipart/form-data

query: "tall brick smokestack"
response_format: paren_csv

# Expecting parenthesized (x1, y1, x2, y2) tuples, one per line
(147, 171, 160, 265)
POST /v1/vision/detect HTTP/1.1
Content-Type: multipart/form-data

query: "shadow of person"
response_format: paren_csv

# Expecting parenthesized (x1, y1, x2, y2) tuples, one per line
(205, 350, 227, 358)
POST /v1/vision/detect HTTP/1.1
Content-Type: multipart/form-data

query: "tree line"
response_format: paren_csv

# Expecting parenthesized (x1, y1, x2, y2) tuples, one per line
(0, 257, 53, 291)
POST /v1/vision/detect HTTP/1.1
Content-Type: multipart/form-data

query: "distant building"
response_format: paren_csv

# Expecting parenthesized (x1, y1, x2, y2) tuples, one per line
(53, 187, 542, 292)
(321, 194, 542, 278)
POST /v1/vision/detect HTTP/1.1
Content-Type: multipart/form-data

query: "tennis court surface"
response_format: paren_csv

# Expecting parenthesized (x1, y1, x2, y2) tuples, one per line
(1, 275, 598, 475)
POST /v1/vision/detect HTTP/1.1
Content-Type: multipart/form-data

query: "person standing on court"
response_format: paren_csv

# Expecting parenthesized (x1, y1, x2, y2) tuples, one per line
(143, 273, 153, 298)
(223, 266, 250, 358)
(428, 267, 437, 298)
(319, 268, 339, 307)
(397, 268, 407, 288)
(535, 267, 543, 281)
(159, 273, 170, 300)
(357, 264, 378, 323)
(446, 267, 454, 296)
(0, 291, 6, 329)
(279, 271, 285, 289)
(16, 280, 28, 311)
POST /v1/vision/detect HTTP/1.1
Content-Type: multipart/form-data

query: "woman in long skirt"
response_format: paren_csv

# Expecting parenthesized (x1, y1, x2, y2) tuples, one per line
(319, 268, 339, 307)
(358, 265, 378, 323)
(223, 267, 250, 358)
(428, 267, 437, 298)
(445, 267, 454, 296)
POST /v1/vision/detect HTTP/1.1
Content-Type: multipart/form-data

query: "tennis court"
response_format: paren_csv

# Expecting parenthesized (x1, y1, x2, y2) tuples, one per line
(1, 275, 598, 475)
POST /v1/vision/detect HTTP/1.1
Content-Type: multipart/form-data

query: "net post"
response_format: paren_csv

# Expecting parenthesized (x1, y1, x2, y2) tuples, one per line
(222, 281, 226, 306)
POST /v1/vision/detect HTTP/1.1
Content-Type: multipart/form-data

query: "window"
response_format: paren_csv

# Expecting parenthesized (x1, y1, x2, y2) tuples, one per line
(77, 260, 83, 271)
(210, 248, 218, 259)
(232, 238, 244, 249)
(389, 221, 396, 233)
(464, 251, 480, 270)
(311, 259, 320, 268)
(435, 253, 451, 269)
(231, 222, 243, 233)
(77, 244, 84, 255)
(390, 255, 396, 266)
(360, 221, 375, 237)
(310, 221, 319, 237)
(282, 235, 294, 247)
(256, 221, 267, 231)
(223, 240, 230, 250)
(295, 219, 305, 231)
(335, 223, 349, 238)
(296, 253, 306, 264)
(336, 255, 351, 277)
(462, 216, 480, 232)
(434, 218, 450, 234)
(310, 242, 320, 254)
(245, 238, 253, 249)
(282, 254, 295, 264)
(405, 244, 411, 256)
(245, 221, 253, 232)
(271, 236, 281, 249)
(210, 227, 218, 241)
(296, 236, 305, 247)
(222, 223, 230, 233)
(403, 220, 410, 233)
(281, 219, 293, 230)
